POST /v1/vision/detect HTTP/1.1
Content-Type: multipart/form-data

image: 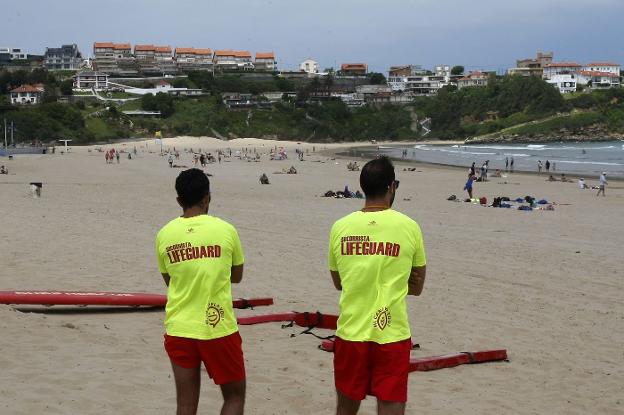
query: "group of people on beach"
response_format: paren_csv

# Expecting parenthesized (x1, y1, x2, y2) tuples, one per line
(104, 148, 119, 164)
(155, 157, 426, 415)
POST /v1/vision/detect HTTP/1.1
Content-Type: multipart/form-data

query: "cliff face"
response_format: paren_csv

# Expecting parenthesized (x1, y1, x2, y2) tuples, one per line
(466, 124, 624, 144)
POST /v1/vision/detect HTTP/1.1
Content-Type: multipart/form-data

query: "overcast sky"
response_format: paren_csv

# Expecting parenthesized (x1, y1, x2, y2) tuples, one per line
(3, 0, 624, 73)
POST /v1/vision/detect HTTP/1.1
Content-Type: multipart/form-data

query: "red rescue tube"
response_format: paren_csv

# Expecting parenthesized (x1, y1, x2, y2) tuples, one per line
(0, 291, 273, 309)
(409, 349, 508, 372)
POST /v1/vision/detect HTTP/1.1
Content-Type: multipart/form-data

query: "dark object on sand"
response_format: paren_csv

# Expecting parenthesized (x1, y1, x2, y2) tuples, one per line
(259, 173, 270, 184)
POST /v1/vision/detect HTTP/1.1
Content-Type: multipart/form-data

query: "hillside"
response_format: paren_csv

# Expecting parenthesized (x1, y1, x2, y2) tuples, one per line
(2, 70, 624, 144)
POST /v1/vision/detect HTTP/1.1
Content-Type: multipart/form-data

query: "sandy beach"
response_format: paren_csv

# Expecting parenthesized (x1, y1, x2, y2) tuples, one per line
(0, 136, 622, 414)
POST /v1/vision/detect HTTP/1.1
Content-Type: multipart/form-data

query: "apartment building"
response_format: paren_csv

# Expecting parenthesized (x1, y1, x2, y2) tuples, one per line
(44, 44, 82, 70)
(213, 50, 253, 71)
(254, 52, 276, 71)
(73, 71, 110, 90)
(93, 42, 136, 75)
(175, 48, 213, 72)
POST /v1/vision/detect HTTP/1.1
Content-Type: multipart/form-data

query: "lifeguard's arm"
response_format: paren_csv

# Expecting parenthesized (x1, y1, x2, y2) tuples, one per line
(330, 270, 342, 291)
(161, 273, 171, 287)
(231, 264, 244, 284)
(408, 266, 426, 296)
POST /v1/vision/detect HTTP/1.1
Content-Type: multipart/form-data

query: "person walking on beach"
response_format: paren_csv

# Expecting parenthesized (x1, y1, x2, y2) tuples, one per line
(505, 157, 509, 171)
(168, 154, 174, 168)
(538, 160, 543, 174)
(464, 174, 475, 199)
(155, 168, 246, 415)
(470, 162, 476, 177)
(116, 152, 120, 164)
(597, 172, 608, 196)
(510, 156, 514, 172)
(328, 156, 427, 415)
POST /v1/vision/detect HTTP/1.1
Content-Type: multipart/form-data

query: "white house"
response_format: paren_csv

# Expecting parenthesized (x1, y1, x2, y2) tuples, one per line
(542, 62, 582, 80)
(578, 70, 620, 89)
(457, 71, 489, 89)
(545, 73, 578, 94)
(10, 84, 45, 105)
(300, 59, 320, 74)
(583, 62, 620, 77)
(74, 71, 109, 90)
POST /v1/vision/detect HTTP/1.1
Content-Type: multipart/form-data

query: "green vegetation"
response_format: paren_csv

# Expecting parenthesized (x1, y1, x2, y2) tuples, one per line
(4, 67, 624, 144)
(451, 65, 465, 76)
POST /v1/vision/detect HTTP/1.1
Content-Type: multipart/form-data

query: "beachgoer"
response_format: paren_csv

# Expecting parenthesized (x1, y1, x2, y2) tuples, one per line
(505, 157, 509, 171)
(552, 162, 556, 171)
(548, 175, 556, 182)
(464, 174, 475, 199)
(116, 152, 120, 163)
(328, 156, 426, 415)
(597, 172, 608, 197)
(560, 173, 567, 182)
(259, 173, 270, 184)
(0, 165, 7, 174)
(155, 168, 246, 415)
(168, 154, 174, 168)
(510, 157, 514, 171)
(545, 160, 550, 172)
(479, 164, 485, 182)
(470, 162, 476, 177)
(578, 178, 587, 189)
(538, 160, 543, 173)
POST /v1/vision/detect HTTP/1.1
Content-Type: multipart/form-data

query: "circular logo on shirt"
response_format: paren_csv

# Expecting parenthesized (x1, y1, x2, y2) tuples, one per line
(205, 303, 225, 327)
(373, 307, 391, 331)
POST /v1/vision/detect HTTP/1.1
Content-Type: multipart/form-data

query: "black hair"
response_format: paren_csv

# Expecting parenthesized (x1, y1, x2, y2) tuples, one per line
(360, 156, 395, 199)
(175, 168, 210, 209)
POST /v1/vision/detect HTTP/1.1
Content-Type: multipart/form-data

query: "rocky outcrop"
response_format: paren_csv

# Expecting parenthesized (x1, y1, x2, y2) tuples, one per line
(466, 124, 624, 144)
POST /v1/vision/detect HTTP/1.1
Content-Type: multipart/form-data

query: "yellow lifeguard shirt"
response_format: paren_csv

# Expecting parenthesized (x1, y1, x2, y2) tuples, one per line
(328, 209, 426, 344)
(156, 215, 244, 340)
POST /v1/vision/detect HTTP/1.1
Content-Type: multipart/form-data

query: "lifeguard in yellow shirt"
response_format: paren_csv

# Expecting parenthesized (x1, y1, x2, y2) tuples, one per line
(328, 156, 427, 415)
(156, 168, 245, 415)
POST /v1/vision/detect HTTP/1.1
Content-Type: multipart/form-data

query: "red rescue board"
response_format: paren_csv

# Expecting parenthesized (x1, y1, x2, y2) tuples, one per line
(0, 291, 273, 309)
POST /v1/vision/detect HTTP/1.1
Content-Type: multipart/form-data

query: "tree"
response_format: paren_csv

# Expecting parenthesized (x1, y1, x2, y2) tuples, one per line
(60, 79, 74, 96)
(368, 72, 386, 85)
(141, 92, 175, 117)
(451, 66, 465, 76)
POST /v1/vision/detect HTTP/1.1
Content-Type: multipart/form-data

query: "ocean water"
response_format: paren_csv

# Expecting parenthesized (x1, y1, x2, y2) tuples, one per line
(370, 141, 624, 178)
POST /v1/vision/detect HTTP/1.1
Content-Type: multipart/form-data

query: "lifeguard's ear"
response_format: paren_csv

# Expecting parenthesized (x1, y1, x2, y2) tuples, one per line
(176, 197, 184, 209)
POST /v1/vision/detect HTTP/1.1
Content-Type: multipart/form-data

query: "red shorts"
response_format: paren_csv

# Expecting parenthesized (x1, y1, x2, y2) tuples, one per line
(334, 336, 412, 402)
(164, 332, 245, 385)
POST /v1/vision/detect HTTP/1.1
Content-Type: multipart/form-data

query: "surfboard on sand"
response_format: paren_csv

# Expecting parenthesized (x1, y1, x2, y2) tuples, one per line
(0, 291, 273, 308)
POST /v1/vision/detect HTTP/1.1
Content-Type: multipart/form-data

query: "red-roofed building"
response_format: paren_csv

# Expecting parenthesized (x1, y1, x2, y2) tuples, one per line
(10, 84, 45, 105)
(457, 71, 489, 89)
(340, 63, 368, 76)
(583, 62, 620, 77)
(175, 47, 213, 72)
(255, 52, 276, 71)
(93, 42, 136, 75)
(578, 70, 620, 90)
(213, 50, 253, 71)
